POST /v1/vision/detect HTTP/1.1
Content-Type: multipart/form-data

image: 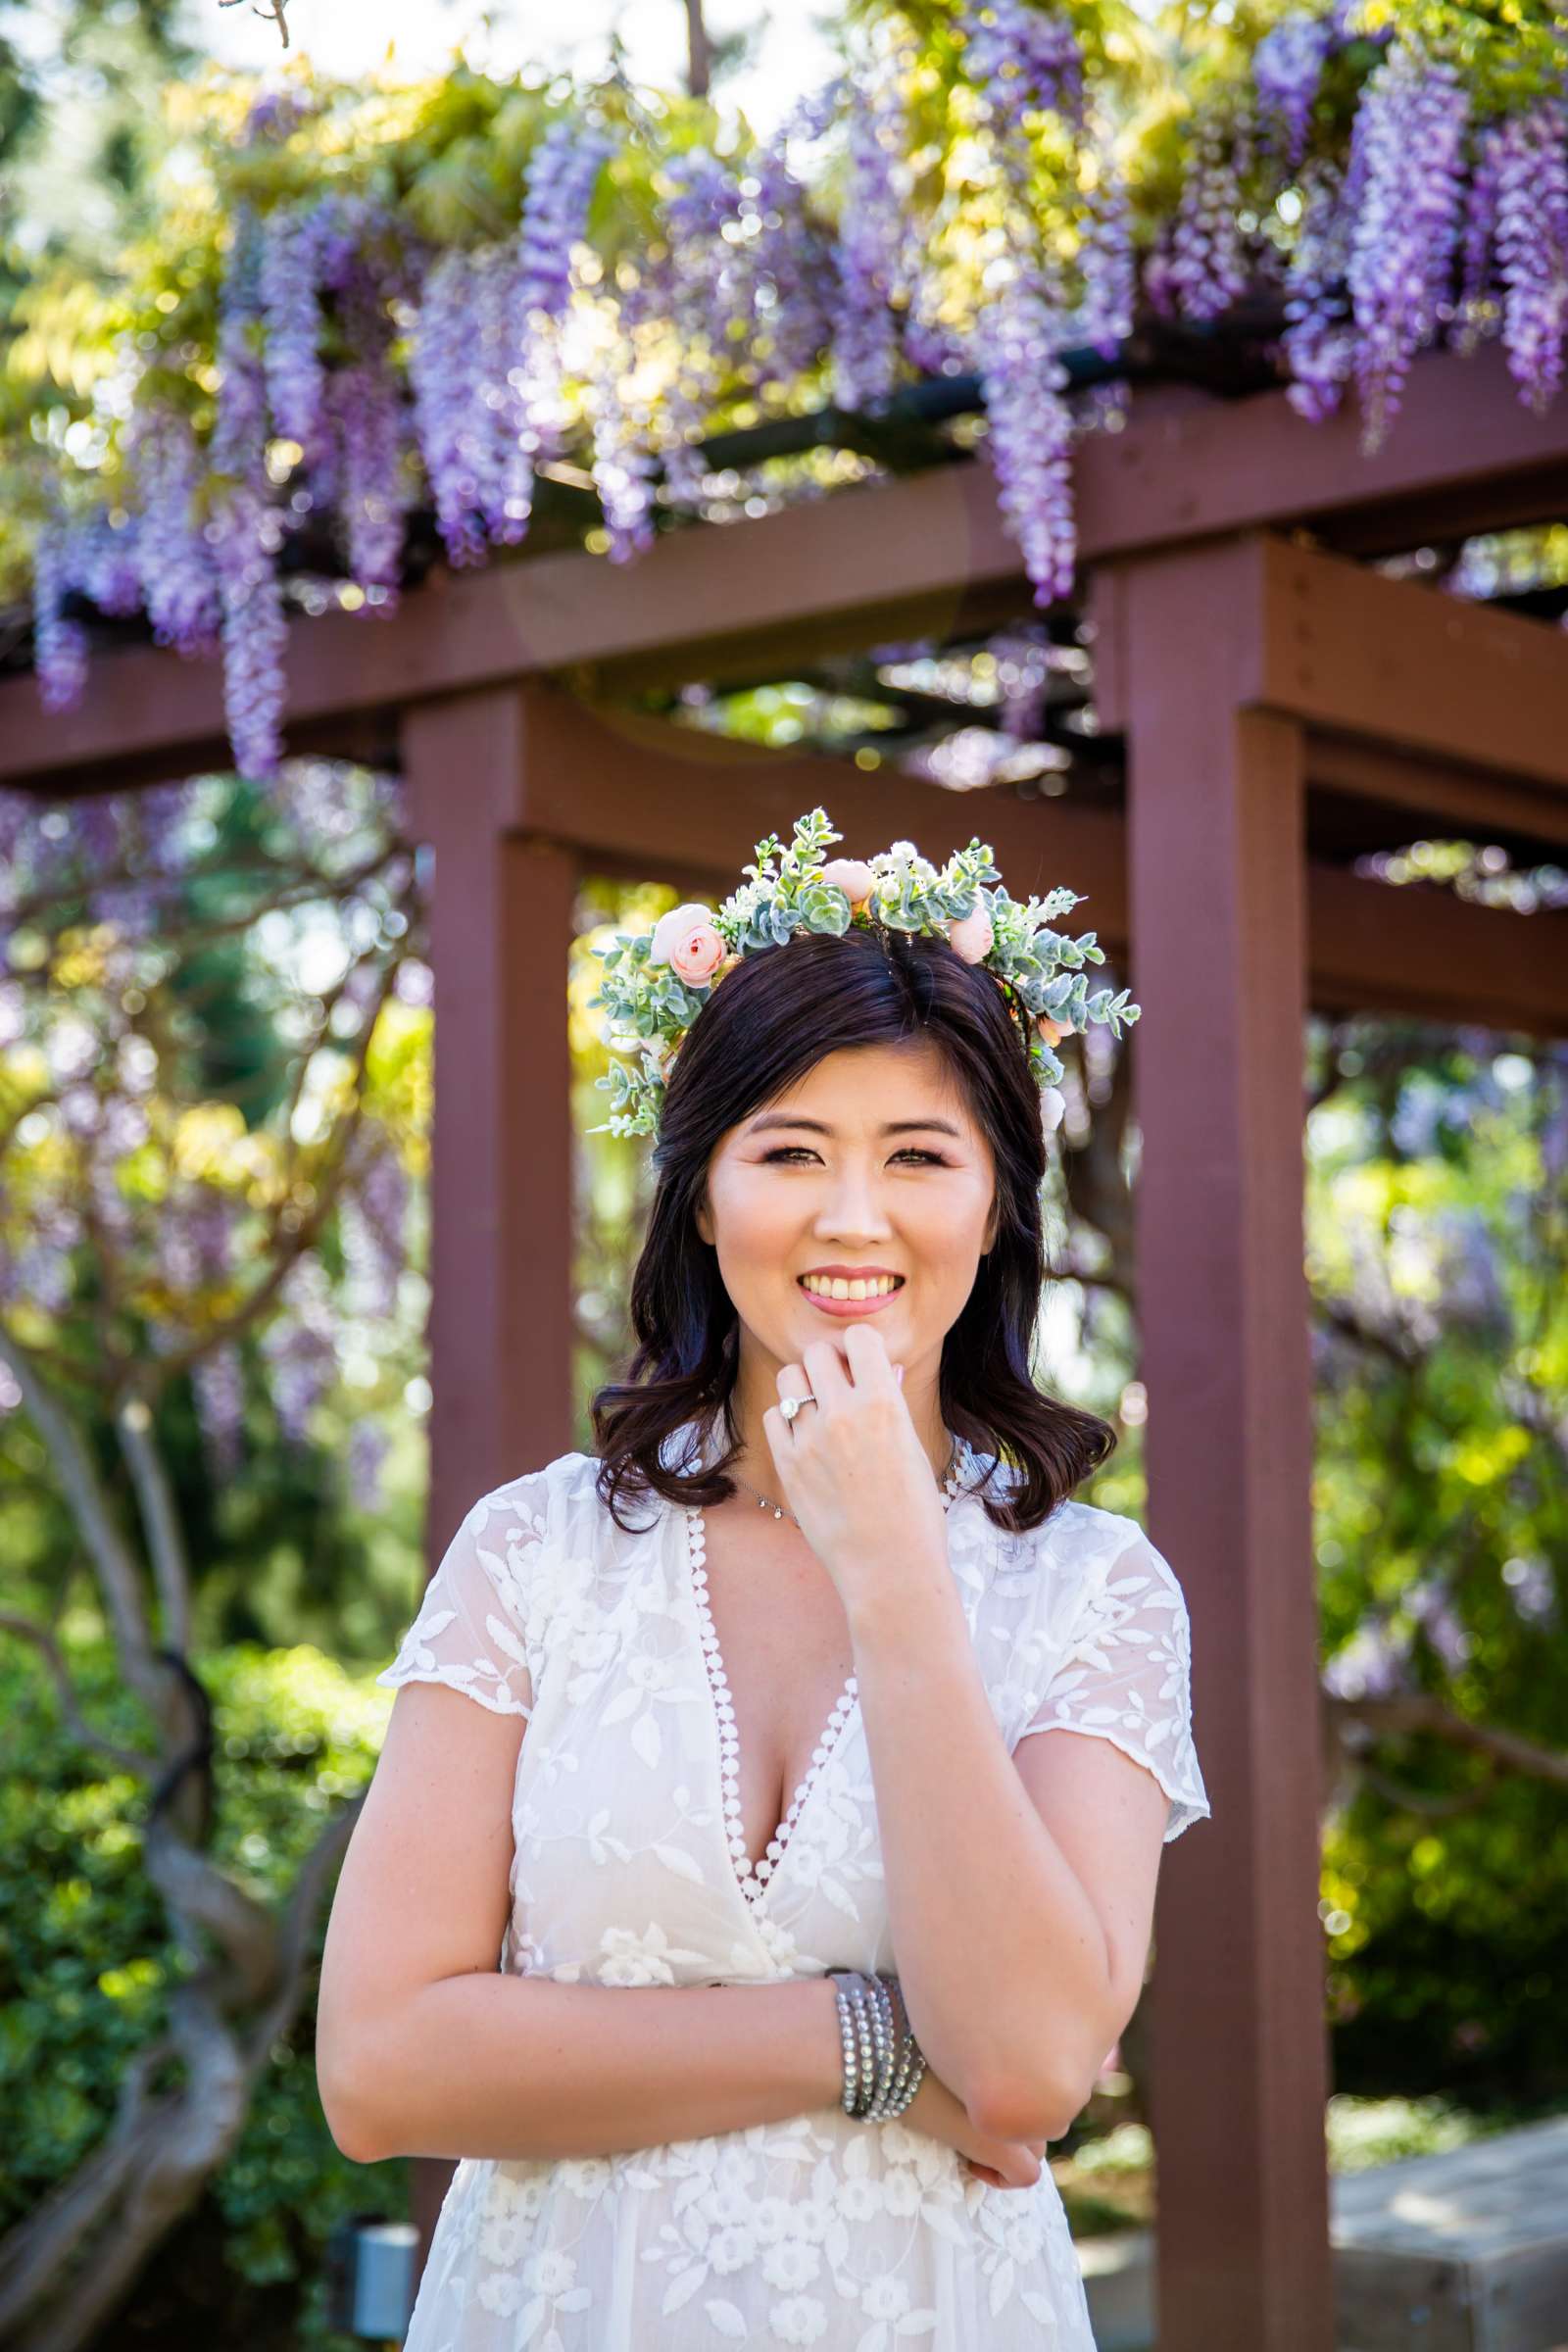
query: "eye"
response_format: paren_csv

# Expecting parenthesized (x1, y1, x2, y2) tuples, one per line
(760, 1146, 947, 1166)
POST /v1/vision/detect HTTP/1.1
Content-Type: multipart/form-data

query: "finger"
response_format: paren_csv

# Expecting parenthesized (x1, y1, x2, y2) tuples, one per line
(761, 1403, 803, 1475)
(839, 1321, 897, 1385)
(799, 1337, 853, 1402)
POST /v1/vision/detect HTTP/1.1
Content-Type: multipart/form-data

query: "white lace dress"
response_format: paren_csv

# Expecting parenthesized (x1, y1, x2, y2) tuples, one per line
(374, 1421, 1211, 2350)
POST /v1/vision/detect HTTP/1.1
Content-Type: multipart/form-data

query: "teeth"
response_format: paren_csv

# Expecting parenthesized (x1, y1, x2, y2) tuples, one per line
(801, 1274, 901, 1300)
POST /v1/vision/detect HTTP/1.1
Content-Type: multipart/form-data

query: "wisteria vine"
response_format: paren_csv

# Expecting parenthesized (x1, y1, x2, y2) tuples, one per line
(21, 7, 1568, 780)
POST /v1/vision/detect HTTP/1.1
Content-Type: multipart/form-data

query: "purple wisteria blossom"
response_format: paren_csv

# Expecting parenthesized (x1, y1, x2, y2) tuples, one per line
(1489, 100, 1568, 415)
(192, 1342, 246, 1480)
(241, 85, 313, 145)
(740, 122, 839, 386)
(158, 1183, 240, 1298)
(133, 780, 198, 873)
(580, 295, 660, 564)
(507, 119, 614, 489)
(347, 1417, 392, 1510)
(129, 407, 222, 659)
(1347, 34, 1470, 453)
(1452, 126, 1503, 357)
(975, 267, 1076, 608)
(1071, 162, 1137, 359)
(653, 145, 750, 503)
(960, 0, 1085, 135)
(30, 520, 89, 714)
(208, 477, 288, 780)
(212, 200, 270, 482)
(339, 1177, 405, 1320)
(261, 1253, 339, 1446)
(515, 118, 613, 323)
(259, 197, 331, 460)
(1501, 1554, 1556, 1629)
(1282, 158, 1357, 421)
(1167, 110, 1250, 321)
(831, 40, 910, 412)
(408, 250, 490, 568)
(408, 125, 610, 571)
(1406, 1579, 1472, 1673)
(72, 510, 142, 617)
(466, 242, 535, 549)
(1253, 12, 1335, 170)
(1321, 1614, 1406, 1700)
(329, 355, 408, 595)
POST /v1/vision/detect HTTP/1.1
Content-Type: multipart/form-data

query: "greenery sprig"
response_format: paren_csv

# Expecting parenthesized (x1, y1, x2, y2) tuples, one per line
(585, 807, 1140, 1139)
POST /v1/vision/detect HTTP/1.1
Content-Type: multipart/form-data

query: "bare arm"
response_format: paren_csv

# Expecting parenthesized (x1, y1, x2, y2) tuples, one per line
(847, 1561, 1153, 2142)
(318, 1678, 1054, 2180)
(332, 1968, 845, 2165)
(318, 1679, 849, 2164)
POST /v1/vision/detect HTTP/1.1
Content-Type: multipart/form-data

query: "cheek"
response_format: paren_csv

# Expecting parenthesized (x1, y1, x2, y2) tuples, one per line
(709, 1172, 797, 1262)
(911, 1180, 991, 1253)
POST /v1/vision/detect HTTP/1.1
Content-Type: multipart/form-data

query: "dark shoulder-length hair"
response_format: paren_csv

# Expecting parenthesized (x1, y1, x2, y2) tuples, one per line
(589, 919, 1117, 1537)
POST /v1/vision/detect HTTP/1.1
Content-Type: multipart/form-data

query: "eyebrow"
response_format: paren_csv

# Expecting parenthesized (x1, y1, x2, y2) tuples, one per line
(746, 1113, 965, 1140)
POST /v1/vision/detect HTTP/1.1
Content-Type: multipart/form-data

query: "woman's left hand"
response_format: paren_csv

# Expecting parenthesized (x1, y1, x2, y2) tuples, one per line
(760, 1326, 951, 1620)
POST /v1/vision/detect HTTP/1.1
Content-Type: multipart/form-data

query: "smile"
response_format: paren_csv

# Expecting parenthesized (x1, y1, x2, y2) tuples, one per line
(797, 1273, 905, 1317)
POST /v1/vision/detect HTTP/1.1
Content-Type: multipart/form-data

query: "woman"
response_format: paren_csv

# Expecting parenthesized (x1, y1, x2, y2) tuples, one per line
(317, 816, 1211, 2349)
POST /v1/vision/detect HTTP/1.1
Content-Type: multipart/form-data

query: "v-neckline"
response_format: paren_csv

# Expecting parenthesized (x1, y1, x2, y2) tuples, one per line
(680, 1434, 975, 1916)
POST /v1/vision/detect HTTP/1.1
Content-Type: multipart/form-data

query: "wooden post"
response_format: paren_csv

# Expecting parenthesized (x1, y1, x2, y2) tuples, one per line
(396, 685, 581, 2263)
(1091, 535, 1332, 2349)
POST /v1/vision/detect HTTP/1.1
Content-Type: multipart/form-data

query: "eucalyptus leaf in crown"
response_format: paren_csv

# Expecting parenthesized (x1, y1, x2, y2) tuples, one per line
(585, 808, 1140, 1140)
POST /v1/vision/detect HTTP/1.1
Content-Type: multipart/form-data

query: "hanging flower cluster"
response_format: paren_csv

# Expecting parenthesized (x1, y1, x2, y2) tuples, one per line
(17, 5, 1568, 779)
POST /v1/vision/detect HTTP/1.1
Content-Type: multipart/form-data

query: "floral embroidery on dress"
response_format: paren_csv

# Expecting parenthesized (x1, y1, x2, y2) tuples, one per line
(374, 1433, 1210, 2348)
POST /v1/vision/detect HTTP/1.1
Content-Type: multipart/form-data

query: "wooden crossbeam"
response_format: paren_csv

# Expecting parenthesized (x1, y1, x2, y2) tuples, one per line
(7, 344, 1568, 789)
(1093, 532, 1568, 797)
(484, 691, 1568, 1039)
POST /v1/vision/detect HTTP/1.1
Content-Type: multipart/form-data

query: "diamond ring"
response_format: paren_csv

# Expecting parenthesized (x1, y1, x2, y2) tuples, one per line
(778, 1392, 817, 1424)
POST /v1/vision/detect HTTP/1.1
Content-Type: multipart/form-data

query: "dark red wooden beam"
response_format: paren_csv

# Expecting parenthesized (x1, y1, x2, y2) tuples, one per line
(473, 688, 1568, 1039)
(1111, 542, 1330, 2352)
(1093, 531, 1568, 794)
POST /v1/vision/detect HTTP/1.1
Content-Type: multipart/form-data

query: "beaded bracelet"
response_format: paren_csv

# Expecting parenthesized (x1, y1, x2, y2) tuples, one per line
(828, 1969, 927, 2121)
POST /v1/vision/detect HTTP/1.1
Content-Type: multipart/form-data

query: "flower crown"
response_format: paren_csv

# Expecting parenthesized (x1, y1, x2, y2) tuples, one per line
(585, 808, 1140, 1141)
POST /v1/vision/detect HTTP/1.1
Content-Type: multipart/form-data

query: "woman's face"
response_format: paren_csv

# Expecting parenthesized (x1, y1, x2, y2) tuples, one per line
(694, 1039, 999, 1386)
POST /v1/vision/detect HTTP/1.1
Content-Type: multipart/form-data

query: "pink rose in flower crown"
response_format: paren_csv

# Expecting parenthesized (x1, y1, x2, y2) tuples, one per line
(948, 904, 994, 963)
(821, 858, 876, 909)
(649, 903, 726, 986)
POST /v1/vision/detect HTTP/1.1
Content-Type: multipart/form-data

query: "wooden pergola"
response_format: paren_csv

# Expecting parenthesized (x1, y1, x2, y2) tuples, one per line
(6, 336, 1567, 2349)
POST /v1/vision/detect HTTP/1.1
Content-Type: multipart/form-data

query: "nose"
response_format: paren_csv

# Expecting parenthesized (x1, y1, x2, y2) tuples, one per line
(811, 1159, 895, 1243)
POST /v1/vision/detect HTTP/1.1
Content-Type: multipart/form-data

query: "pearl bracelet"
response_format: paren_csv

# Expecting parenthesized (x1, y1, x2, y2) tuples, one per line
(828, 1968, 927, 2121)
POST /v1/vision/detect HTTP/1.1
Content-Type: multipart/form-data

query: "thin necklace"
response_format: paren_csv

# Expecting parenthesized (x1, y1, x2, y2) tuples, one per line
(727, 1439, 961, 1527)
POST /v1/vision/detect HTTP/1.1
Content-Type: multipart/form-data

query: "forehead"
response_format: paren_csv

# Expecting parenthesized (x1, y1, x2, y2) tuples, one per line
(743, 1042, 976, 1135)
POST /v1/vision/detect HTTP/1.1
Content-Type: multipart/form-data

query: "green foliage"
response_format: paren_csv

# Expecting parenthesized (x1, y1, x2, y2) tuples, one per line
(1306, 1022, 1568, 2101)
(0, 1629, 402, 2349)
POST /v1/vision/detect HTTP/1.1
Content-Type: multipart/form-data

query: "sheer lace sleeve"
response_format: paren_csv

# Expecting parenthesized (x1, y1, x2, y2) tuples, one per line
(375, 1475, 550, 1720)
(1013, 1512, 1212, 1844)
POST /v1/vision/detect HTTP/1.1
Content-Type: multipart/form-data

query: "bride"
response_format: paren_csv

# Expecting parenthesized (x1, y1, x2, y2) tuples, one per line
(317, 819, 1210, 2350)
